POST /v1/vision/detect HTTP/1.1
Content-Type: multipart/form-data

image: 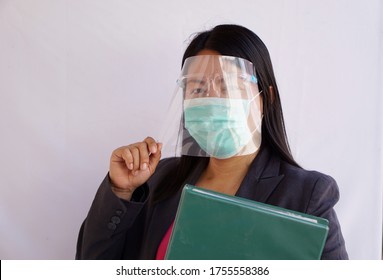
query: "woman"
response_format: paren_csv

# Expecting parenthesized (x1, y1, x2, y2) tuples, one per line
(76, 24, 348, 259)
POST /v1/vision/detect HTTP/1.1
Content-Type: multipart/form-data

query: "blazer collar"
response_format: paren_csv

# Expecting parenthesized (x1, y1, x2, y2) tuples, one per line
(236, 146, 284, 203)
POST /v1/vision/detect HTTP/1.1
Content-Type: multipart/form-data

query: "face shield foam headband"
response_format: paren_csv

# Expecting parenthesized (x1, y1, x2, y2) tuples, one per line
(159, 55, 263, 159)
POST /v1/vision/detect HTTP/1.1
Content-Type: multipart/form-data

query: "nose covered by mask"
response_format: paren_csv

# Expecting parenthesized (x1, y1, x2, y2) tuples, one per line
(183, 95, 261, 159)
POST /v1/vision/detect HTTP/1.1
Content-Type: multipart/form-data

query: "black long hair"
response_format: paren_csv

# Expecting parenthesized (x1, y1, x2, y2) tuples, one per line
(153, 24, 299, 203)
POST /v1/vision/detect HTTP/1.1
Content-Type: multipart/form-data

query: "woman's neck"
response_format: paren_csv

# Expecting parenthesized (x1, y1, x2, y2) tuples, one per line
(196, 152, 257, 195)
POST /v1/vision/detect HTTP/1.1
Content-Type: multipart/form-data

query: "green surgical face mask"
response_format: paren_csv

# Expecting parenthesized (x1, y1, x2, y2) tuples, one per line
(183, 97, 255, 159)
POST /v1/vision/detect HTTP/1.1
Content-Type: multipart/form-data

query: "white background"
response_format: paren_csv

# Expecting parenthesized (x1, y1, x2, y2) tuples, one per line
(0, 0, 382, 259)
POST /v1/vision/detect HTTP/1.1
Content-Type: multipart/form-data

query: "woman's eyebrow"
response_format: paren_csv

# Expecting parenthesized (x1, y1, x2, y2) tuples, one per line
(186, 78, 206, 85)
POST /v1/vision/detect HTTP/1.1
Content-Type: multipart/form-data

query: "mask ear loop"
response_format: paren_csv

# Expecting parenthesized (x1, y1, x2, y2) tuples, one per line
(247, 89, 263, 134)
(248, 90, 263, 104)
(238, 85, 263, 157)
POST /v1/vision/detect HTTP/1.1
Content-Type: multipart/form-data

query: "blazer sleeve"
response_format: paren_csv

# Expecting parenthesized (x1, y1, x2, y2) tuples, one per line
(306, 174, 349, 260)
(75, 174, 149, 259)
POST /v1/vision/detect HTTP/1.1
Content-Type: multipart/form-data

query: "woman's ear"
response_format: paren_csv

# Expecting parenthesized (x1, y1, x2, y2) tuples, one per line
(269, 85, 275, 104)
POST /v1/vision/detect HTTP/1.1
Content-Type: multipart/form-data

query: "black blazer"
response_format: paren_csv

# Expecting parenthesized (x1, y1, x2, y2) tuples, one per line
(76, 147, 348, 259)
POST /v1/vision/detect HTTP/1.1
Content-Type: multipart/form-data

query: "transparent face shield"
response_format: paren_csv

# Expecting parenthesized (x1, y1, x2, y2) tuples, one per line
(159, 55, 262, 159)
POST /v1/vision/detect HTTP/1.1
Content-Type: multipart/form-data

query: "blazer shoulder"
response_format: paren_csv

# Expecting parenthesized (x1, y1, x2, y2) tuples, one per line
(276, 161, 340, 210)
(280, 161, 338, 189)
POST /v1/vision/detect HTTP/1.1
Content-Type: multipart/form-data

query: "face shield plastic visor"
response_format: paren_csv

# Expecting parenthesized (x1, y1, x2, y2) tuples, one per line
(160, 55, 262, 159)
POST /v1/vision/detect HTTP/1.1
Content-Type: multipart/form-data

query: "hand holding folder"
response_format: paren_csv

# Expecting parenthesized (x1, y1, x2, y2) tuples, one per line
(165, 185, 329, 260)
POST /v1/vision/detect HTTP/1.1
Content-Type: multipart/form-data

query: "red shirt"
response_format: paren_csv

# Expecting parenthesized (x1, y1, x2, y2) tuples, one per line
(155, 221, 174, 260)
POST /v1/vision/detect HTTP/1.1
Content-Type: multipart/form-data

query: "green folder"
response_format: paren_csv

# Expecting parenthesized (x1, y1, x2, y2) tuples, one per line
(165, 184, 329, 260)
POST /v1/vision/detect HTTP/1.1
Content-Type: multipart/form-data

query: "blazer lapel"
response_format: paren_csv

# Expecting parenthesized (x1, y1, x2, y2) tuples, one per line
(236, 146, 284, 203)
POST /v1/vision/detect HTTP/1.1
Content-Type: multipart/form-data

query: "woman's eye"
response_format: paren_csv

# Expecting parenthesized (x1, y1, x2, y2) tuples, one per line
(219, 87, 228, 96)
(189, 88, 205, 95)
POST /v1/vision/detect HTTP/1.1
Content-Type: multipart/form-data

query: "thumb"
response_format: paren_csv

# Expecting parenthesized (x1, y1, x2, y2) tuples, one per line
(148, 142, 162, 172)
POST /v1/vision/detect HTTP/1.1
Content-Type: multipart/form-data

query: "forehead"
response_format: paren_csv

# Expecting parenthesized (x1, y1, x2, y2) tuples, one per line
(182, 55, 252, 76)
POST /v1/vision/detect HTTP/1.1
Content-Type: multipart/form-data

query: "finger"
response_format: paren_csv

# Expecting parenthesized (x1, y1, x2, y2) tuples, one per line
(130, 145, 140, 171)
(111, 146, 124, 161)
(137, 141, 151, 171)
(144, 136, 158, 154)
(149, 142, 162, 170)
(120, 147, 134, 170)
(111, 147, 130, 165)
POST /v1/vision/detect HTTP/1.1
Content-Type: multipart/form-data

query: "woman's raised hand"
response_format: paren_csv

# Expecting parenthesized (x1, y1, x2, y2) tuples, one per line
(109, 137, 162, 200)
